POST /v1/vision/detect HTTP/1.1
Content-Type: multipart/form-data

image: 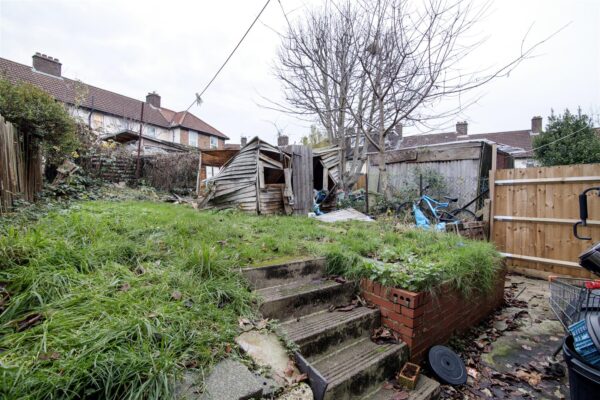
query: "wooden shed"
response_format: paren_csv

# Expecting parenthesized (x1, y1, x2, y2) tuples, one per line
(201, 137, 293, 214)
(369, 140, 512, 211)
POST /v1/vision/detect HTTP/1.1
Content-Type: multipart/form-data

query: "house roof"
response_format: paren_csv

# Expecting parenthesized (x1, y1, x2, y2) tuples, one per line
(101, 129, 199, 152)
(0, 56, 229, 140)
(398, 129, 534, 158)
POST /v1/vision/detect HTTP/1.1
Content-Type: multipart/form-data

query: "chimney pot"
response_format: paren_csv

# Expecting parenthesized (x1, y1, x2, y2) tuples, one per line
(456, 121, 468, 136)
(277, 135, 289, 147)
(240, 136, 248, 147)
(146, 92, 161, 108)
(32, 52, 62, 77)
(531, 116, 542, 135)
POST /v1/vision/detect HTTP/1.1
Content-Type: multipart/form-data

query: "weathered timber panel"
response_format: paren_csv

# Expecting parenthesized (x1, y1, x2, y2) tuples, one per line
(492, 164, 600, 278)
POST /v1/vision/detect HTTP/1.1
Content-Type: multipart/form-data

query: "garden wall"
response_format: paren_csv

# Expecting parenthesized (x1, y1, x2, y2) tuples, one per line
(360, 268, 506, 362)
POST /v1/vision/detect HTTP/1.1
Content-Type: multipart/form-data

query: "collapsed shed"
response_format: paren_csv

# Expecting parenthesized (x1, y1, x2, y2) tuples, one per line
(201, 137, 293, 214)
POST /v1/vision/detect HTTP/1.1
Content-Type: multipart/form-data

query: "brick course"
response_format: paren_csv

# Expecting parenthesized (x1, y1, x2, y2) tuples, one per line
(360, 268, 506, 362)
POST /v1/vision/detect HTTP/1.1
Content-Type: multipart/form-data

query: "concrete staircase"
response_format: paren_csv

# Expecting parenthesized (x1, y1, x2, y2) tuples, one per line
(242, 258, 440, 400)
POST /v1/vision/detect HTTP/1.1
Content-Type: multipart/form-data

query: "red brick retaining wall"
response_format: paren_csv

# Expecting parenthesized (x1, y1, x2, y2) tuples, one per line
(360, 268, 506, 362)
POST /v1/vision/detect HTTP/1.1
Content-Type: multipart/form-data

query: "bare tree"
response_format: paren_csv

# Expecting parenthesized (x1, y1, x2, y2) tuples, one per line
(275, 0, 561, 197)
(274, 1, 371, 190)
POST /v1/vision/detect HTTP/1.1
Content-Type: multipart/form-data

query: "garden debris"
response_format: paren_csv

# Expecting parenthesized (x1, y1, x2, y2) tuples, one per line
(315, 208, 374, 223)
(436, 274, 568, 400)
(328, 297, 361, 312)
(371, 326, 400, 344)
(170, 290, 182, 300)
(238, 317, 270, 332)
(397, 362, 421, 390)
(119, 282, 131, 292)
(38, 352, 60, 361)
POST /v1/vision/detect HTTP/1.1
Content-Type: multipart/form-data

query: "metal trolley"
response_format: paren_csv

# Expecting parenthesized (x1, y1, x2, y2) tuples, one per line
(549, 277, 600, 330)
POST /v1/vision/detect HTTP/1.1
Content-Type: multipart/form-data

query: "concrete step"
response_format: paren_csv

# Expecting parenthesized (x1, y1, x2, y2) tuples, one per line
(282, 307, 380, 358)
(359, 375, 441, 400)
(242, 257, 326, 290)
(309, 337, 408, 400)
(257, 279, 356, 321)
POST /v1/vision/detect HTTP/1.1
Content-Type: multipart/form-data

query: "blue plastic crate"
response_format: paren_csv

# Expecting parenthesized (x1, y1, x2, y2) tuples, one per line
(569, 319, 600, 367)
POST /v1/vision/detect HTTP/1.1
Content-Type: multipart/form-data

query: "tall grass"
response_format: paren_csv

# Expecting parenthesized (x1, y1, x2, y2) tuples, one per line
(0, 201, 501, 398)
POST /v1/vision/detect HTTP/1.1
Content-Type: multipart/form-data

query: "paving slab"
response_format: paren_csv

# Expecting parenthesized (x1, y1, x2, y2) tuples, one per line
(197, 359, 265, 400)
(236, 330, 301, 385)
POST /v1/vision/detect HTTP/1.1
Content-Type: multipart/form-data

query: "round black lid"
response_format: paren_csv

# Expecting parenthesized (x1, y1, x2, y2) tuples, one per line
(585, 314, 600, 353)
(427, 345, 467, 385)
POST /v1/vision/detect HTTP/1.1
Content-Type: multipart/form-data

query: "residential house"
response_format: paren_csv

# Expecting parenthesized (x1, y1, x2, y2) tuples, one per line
(0, 52, 230, 151)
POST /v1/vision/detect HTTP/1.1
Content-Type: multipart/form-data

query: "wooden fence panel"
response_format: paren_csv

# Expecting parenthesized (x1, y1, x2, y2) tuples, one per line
(492, 164, 600, 278)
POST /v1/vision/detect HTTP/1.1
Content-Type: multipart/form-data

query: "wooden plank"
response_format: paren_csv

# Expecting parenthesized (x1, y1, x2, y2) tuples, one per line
(258, 161, 265, 190)
(494, 216, 600, 226)
(495, 176, 600, 185)
(500, 252, 581, 268)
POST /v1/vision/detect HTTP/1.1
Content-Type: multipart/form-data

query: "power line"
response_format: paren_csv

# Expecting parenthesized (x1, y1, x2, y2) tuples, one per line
(177, 0, 273, 119)
(511, 125, 591, 154)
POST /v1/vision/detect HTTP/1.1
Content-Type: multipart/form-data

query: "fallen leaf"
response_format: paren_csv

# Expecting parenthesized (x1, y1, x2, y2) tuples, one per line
(391, 391, 409, 400)
(134, 266, 146, 275)
(383, 381, 395, 390)
(119, 282, 131, 292)
(254, 319, 269, 330)
(522, 344, 532, 351)
(284, 360, 296, 377)
(293, 373, 308, 383)
(225, 343, 232, 353)
(467, 367, 479, 380)
(183, 299, 194, 308)
(238, 318, 253, 332)
(481, 388, 493, 398)
(171, 290, 182, 300)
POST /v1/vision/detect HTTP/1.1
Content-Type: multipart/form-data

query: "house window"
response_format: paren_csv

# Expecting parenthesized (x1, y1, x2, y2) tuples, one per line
(173, 129, 181, 143)
(147, 126, 156, 137)
(189, 130, 198, 147)
(206, 166, 220, 179)
(210, 136, 218, 149)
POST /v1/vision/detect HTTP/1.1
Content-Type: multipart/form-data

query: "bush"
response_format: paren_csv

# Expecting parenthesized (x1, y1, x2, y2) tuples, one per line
(0, 79, 78, 166)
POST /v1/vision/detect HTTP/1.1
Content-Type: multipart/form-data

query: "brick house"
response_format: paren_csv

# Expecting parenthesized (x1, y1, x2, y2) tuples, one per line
(0, 52, 229, 150)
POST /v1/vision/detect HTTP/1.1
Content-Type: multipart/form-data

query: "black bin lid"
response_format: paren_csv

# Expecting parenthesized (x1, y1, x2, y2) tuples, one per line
(427, 345, 467, 385)
(580, 242, 600, 275)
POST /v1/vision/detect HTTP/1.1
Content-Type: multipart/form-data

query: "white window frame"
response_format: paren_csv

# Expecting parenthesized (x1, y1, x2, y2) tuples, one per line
(206, 166, 220, 179)
(189, 130, 199, 147)
(210, 136, 218, 149)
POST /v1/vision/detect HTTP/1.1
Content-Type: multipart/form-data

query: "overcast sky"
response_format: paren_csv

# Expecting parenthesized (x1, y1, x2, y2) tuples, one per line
(1, 0, 599, 144)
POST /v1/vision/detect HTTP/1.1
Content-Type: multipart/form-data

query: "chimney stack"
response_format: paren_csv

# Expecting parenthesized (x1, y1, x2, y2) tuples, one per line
(146, 92, 161, 108)
(277, 134, 289, 147)
(395, 123, 403, 140)
(531, 116, 542, 135)
(456, 121, 468, 136)
(240, 136, 247, 147)
(32, 52, 61, 77)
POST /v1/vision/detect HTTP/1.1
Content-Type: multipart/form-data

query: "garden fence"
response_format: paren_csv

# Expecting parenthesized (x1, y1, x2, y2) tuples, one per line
(0, 115, 42, 213)
(491, 163, 600, 278)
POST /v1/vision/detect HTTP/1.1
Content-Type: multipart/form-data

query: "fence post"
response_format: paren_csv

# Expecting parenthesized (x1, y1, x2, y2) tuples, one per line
(488, 144, 497, 241)
(195, 151, 203, 197)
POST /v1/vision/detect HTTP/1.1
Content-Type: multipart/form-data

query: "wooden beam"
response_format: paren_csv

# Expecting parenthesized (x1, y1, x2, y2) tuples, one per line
(500, 252, 581, 269)
(495, 176, 600, 185)
(494, 215, 600, 226)
(195, 152, 202, 196)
